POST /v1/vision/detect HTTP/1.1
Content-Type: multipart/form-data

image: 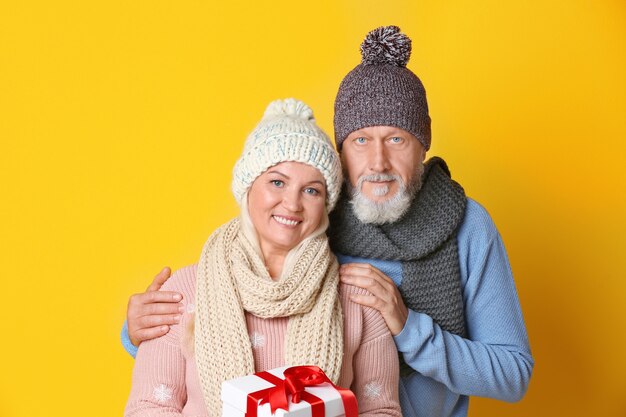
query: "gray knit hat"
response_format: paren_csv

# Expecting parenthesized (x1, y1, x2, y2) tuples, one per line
(334, 26, 431, 150)
(232, 98, 343, 211)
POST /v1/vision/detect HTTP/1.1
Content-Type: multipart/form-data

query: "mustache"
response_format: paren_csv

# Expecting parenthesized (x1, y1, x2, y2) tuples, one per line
(355, 173, 404, 189)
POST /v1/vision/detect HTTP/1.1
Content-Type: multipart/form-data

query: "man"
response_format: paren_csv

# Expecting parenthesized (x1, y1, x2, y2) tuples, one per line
(122, 26, 533, 416)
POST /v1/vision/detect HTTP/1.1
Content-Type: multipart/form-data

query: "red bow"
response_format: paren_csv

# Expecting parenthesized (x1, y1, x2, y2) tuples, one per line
(246, 366, 358, 417)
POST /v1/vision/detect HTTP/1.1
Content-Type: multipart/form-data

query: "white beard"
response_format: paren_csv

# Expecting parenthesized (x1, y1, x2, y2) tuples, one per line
(347, 164, 424, 225)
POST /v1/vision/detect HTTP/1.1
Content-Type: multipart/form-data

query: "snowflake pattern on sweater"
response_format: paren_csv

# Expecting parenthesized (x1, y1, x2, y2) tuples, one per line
(152, 384, 173, 403)
(364, 381, 382, 398)
(249, 331, 265, 348)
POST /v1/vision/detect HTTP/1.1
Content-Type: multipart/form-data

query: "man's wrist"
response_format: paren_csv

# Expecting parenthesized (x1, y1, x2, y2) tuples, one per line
(121, 320, 139, 358)
(393, 309, 426, 352)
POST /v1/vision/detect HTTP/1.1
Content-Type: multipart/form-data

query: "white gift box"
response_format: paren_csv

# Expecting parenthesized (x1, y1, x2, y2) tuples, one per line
(221, 366, 348, 417)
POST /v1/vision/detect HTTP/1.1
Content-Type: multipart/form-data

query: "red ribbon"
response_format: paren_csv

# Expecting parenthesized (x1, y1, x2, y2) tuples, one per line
(244, 366, 358, 417)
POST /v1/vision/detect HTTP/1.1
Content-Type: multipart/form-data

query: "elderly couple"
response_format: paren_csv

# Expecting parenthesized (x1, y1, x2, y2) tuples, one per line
(123, 26, 533, 417)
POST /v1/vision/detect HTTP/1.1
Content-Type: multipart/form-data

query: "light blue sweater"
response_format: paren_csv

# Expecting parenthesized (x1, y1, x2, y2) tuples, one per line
(336, 198, 533, 416)
(121, 198, 533, 416)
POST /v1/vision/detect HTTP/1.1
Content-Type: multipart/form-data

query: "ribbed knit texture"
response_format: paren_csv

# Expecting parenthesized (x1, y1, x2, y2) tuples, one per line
(194, 219, 343, 413)
(329, 157, 467, 374)
(125, 265, 402, 417)
(232, 98, 342, 211)
(334, 26, 431, 150)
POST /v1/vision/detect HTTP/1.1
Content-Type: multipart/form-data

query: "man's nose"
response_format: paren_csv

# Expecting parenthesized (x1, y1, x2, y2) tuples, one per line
(369, 140, 391, 172)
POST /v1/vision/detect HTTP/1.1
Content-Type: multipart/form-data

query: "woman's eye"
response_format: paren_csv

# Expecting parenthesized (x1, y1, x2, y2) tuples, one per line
(304, 187, 320, 196)
(271, 180, 284, 187)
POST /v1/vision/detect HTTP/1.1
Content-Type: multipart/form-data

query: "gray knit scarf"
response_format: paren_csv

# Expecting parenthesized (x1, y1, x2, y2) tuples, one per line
(328, 157, 467, 374)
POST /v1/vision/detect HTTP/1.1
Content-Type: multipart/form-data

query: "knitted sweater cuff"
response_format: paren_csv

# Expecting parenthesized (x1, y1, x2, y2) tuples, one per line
(393, 308, 429, 353)
(121, 320, 138, 358)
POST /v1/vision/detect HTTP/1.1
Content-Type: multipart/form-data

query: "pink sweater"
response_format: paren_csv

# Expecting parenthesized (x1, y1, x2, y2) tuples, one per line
(125, 265, 401, 417)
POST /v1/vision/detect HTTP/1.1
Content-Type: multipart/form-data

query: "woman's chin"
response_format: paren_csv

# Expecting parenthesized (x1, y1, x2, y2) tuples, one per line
(265, 235, 301, 253)
(266, 222, 306, 249)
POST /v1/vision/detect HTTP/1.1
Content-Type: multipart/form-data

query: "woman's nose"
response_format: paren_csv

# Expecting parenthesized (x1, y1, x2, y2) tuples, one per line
(282, 189, 303, 212)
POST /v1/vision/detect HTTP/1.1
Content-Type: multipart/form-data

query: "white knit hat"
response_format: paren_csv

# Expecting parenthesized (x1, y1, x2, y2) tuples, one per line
(232, 98, 342, 211)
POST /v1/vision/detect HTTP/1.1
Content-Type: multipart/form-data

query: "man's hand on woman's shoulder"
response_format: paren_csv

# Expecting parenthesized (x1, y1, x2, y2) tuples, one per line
(127, 267, 184, 346)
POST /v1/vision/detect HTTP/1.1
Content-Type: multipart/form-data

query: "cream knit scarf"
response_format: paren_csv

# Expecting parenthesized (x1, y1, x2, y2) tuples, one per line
(195, 218, 344, 413)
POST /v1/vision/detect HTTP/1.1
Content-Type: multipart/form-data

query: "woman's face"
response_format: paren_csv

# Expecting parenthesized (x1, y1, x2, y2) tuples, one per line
(248, 161, 327, 256)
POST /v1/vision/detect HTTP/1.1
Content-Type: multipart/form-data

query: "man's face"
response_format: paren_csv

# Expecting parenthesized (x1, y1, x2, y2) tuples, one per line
(341, 125, 425, 202)
(340, 126, 426, 224)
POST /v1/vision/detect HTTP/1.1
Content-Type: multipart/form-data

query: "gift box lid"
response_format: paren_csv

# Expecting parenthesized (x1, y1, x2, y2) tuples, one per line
(221, 366, 346, 417)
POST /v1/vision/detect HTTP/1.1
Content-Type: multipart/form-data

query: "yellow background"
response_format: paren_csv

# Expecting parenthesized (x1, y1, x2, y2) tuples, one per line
(1, 1, 625, 416)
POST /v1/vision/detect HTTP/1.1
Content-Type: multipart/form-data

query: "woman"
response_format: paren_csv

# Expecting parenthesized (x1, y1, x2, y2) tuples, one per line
(125, 99, 401, 416)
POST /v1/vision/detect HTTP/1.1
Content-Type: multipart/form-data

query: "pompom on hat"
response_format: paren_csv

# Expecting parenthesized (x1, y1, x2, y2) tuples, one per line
(334, 26, 432, 150)
(232, 98, 342, 211)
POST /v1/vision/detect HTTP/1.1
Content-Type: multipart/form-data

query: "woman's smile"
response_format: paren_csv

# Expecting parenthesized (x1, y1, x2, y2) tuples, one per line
(272, 214, 302, 227)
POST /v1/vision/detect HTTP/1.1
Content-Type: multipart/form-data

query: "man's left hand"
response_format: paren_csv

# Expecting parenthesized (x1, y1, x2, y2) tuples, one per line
(340, 263, 408, 336)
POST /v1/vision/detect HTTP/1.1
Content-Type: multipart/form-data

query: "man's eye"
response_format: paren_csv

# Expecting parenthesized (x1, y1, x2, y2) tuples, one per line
(271, 180, 284, 187)
(355, 137, 367, 144)
(390, 137, 403, 143)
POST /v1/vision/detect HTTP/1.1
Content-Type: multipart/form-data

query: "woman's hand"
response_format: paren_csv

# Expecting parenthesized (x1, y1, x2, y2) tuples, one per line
(339, 263, 408, 336)
(127, 267, 184, 346)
